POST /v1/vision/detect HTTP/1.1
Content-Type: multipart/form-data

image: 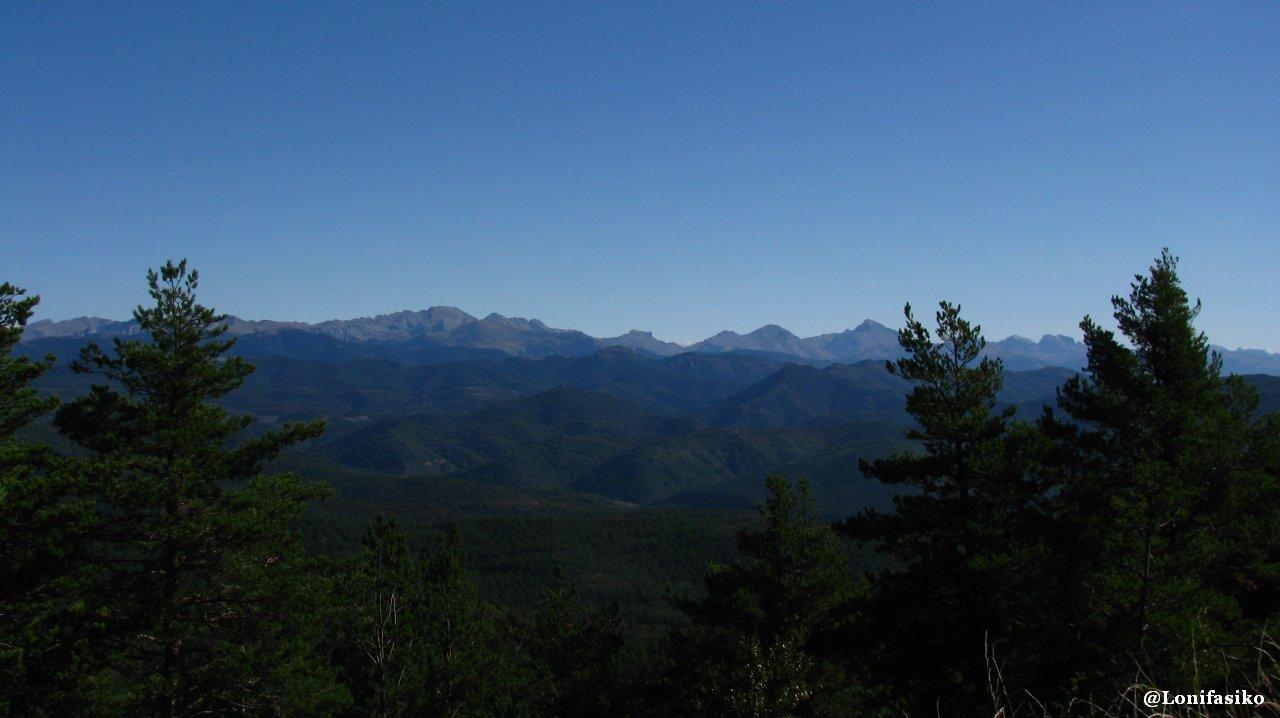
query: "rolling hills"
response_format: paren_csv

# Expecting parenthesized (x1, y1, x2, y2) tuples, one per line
(25, 327, 1280, 520)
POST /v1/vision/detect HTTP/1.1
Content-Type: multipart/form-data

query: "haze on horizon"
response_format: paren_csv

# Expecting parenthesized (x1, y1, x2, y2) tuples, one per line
(2, 3, 1277, 350)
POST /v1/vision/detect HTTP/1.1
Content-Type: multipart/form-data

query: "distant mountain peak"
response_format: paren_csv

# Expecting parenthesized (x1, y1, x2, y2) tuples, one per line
(748, 324, 800, 338)
(690, 325, 807, 358)
(306, 306, 478, 342)
(319, 305, 475, 323)
(1037, 334, 1079, 348)
(597, 329, 684, 356)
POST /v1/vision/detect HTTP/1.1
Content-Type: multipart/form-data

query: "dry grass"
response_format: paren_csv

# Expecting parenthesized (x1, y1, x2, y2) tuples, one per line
(984, 632, 1280, 717)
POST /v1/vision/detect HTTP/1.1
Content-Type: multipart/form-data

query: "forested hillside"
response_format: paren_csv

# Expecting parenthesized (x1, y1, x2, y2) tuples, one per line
(24, 329, 1276, 522)
(4, 253, 1279, 716)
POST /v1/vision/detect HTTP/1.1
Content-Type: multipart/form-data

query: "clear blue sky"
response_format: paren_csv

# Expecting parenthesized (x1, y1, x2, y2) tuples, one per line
(3, 2, 1277, 349)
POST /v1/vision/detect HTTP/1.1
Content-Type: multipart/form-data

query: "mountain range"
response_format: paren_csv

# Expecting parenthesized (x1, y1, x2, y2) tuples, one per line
(23, 312, 1280, 518)
(24, 306, 1280, 374)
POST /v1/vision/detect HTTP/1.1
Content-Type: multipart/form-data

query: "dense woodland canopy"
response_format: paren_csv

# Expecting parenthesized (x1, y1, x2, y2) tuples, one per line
(3, 252, 1279, 716)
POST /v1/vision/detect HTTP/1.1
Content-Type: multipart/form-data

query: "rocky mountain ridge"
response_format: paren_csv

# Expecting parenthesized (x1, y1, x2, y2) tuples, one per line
(22, 305, 1280, 374)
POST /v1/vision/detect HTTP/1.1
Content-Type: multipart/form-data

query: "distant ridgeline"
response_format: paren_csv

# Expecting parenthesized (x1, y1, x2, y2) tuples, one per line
(22, 304, 1280, 373)
(22, 308, 1280, 520)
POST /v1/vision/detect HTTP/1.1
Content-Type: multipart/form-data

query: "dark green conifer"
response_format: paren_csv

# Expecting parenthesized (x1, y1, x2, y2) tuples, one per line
(53, 261, 342, 715)
(677, 475, 865, 717)
(838, 301, 1054, 714)
(417, 529, 517, 715)
(331, 515, 424, 716)
(0, 283, 101, 715)
(526, 566, 625, 715)
(1042, 250, 1280, 695)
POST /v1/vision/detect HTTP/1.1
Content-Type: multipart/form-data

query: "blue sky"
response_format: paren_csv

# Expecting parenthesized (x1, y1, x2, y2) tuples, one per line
(3, 2, 1277, 349)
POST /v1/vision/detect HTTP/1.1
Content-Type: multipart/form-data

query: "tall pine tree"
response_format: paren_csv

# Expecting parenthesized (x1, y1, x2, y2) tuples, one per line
(838, 302, 1056, 715)
(1042, 250, 1280, 696)
(53, 261, 343, 715)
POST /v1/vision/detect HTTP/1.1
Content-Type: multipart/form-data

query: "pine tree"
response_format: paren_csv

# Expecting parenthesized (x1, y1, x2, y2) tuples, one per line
(837, 302, 1055, 714)
(676, 475, 865, 717)
(53, 261, 343, 715)
(525, 566, 625, 715)
(0, 283, 56, 438)
(331, 516, 424, 716)
(416, 529, 518, 716)
(1042, 250, 1280, 694)
(330, 518, 533, 717)
(0, 283, 101, 715)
